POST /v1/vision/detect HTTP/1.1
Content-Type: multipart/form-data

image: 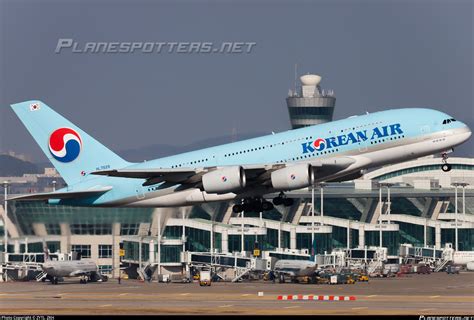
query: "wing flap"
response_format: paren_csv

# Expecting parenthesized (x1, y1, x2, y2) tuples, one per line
(9, 186, 113, 201)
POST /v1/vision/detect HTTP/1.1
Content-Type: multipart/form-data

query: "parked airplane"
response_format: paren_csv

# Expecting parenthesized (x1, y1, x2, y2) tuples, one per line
(453, 251, 474, 265)
(273, 259, 320, 283)
(9, 100, 471, 212)
(41, 249, 107, 285)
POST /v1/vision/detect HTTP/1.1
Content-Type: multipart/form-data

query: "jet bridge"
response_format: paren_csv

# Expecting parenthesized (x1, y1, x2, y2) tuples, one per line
(185, 252, 267, 282)
(400, 243, 453, 271)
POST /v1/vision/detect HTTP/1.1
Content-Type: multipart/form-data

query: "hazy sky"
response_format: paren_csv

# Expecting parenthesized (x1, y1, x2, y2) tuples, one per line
(0, 0, 473, 162)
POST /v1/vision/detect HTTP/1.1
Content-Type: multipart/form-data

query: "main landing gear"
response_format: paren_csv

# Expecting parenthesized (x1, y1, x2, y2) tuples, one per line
(232, 193, 295, 213)
(441, 152, 452, 172)
(272, 193, 294, 207)
(232, 198, 274, 213)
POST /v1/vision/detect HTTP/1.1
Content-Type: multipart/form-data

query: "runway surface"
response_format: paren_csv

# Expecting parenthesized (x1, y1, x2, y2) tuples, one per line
(0, 272, 473, 315)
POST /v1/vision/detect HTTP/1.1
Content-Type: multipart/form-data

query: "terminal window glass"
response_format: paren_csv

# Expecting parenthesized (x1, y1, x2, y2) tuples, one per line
(160, 245, 182, 263)
(296, 233, 332, 254)
(188, 207, 211, 220)
(45, 224, 61, 235)
(120, 224, 139, 235)
(20, 242, 44, 253)
(71, 224, 112, 235)
(71, 245, 91, 258)
(185, 227, 210, 252)
(47, 241, 61, 254)
(99, 265, 113, 274)
(99, 244, 113, 258)
(163, 226, 182, 239)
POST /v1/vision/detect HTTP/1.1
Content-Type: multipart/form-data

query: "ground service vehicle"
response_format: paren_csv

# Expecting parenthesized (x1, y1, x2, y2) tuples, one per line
(199, 270, 211, 286)
(446, 265, 461, 274)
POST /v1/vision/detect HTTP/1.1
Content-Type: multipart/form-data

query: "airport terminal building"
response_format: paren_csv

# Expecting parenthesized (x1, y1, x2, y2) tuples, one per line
(1, 74, 473, 280)
(1, 156, 473, 279)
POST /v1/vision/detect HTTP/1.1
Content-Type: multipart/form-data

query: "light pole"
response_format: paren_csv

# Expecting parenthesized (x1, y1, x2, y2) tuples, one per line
(182, 208, 186, 261)
(378, 182, 383, 249)
(451, 182, 469, 251)
(210, 218, 214, 266)
(3, 181, 8, 280)
(52, 180, 57, 192)
(379, 182, 394, 224)
(241, 200, 245, 255)
(320, 183, 325, 226)
(311, 183, 315, 248)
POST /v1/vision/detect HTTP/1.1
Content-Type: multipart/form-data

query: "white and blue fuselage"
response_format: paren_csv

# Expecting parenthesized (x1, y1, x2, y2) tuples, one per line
(9, 102, 472, 208)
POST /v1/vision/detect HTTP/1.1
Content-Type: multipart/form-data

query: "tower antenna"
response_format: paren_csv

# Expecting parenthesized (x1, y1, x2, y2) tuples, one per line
(294, 63, 298, 94)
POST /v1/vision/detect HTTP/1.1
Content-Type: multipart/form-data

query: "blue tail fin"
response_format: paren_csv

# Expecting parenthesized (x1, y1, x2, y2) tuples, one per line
(11, 100, 131, 186)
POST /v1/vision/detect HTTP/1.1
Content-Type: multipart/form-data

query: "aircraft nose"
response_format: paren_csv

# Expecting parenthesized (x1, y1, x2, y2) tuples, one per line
(467, 124, 472, 136)
(458, 122, 472, 143)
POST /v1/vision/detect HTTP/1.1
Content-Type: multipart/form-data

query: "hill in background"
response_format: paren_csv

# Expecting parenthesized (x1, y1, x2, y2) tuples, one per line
(0, 155, 40, 176)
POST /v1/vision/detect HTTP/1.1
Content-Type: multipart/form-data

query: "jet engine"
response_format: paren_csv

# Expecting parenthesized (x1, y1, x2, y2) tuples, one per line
(271, 163, 314, 191)
(202, 166, 246, 193)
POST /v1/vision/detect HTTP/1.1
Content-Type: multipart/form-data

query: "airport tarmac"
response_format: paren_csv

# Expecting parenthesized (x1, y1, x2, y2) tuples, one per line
(0, 272, 473, 315)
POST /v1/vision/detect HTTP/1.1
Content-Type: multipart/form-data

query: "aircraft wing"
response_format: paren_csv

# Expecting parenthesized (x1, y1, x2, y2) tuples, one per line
(9, 186, 113, 201)
(92, 165, 276, 186)
(92, 156, 370, 187)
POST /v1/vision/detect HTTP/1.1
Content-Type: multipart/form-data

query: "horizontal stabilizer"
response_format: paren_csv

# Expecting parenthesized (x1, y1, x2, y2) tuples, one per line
(9, 186, 113, 201)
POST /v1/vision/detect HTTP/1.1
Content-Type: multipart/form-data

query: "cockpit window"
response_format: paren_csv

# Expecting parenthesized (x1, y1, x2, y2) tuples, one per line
(442, 118, 456, 125)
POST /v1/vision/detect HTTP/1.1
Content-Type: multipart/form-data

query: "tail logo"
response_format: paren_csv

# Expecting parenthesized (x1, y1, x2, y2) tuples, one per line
(48, 128, 82, 163)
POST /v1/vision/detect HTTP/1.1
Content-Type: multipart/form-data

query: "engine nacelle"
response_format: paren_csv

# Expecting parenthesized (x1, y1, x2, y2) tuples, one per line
(202, 166, 246, 194)
(271, 163, 314, 191)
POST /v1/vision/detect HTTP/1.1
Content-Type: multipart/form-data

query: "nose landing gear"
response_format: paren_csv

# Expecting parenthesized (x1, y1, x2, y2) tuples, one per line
(441, 152, 452, 172)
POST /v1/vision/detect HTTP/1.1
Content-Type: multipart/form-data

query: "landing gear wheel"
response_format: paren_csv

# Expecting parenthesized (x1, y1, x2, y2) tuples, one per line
(273, 197, 283, 206)
(441, 163, 452, 172)
(279, 274, 285, 283)
(262, 201, 274, 211)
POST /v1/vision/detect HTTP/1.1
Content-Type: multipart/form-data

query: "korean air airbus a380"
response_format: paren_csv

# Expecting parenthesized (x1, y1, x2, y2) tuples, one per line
(9, 101, 471, 213)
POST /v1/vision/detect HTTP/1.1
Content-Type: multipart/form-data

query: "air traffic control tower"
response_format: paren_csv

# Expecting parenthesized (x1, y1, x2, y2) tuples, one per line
(286, 74, 336, 129)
